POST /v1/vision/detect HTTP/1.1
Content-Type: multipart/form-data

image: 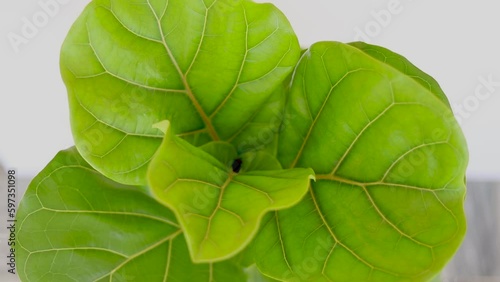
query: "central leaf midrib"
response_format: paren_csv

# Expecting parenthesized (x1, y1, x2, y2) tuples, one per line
(146, 0, 220, 141)
(199, 172, 234, 257)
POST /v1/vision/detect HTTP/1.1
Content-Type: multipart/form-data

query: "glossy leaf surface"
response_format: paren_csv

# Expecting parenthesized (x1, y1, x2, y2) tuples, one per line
(253, 42, 468, 282)
(61, 0, 300, 185)
(16, 148, 246, 282)
(147, 121, 314, 263)
(348, 42, 451, 108)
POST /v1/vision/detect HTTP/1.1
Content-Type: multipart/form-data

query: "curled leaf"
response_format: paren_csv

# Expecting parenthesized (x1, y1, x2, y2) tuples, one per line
(147, 121, 315, 262)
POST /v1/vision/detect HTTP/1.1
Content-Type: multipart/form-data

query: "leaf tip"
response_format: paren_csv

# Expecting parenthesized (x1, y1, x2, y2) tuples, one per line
(152, 120, 170, 134)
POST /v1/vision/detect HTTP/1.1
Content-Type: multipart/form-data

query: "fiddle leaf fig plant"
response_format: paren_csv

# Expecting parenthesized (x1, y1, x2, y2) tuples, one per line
(16, 0, 468, 281)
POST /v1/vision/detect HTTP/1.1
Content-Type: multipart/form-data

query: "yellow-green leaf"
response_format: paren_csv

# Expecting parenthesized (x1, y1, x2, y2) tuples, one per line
(147, 121, 314, 262)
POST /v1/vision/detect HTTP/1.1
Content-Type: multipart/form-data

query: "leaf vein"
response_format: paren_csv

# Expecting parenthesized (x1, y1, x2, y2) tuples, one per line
(309, 188, 401, 277)
(361, 186, 433, 248)
(84, 24, 186, 94)
(146, 0, 219, 140)
(275, 212, 294, 274)
(208, 3, 249, 119)
(290, 69, 363, 168)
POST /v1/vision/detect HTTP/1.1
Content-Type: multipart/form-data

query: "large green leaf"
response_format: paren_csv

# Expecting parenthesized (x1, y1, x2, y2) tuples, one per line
(16, 148, 246, 282)
(61, 0, 300, 185)
(147, 121, 314, 263)
(253, 42, 468, 281)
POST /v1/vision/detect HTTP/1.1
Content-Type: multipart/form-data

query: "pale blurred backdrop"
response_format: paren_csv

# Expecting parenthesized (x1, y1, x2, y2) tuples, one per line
(1, 0, 499, 281)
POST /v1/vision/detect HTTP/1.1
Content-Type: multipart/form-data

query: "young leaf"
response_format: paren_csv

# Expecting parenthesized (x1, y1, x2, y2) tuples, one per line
(147, 121, 315, 263)
(16, 148, 246, 282)
(253, 42, 468, 281)
(60, 0, 300, 185)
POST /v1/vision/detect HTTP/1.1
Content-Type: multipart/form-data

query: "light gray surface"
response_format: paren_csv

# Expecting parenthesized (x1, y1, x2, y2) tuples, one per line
(442, 181, 500, 281)
(0, 169, 498, 281)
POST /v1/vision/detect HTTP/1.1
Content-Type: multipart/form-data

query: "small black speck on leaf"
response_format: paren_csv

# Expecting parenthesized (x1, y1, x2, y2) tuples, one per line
(232, 158, 242, 173)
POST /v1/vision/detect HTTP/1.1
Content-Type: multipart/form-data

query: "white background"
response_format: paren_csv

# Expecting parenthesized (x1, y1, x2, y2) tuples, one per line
(1, 0, 499, 180)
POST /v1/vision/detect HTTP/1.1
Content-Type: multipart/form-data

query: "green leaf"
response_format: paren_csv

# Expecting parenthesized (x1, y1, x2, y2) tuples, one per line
(226, 74, 290, 156)
(253, 42, 468, 281)
(147, 121, 315, 263)
(16, 148, 246, 282)
(348, 41, 451, 108)
(61, 0, 300, 185)
(245, 265, 281, 282)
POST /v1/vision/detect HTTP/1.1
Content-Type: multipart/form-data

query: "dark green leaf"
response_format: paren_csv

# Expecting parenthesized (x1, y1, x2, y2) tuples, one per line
(16, 148, 246, 282)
